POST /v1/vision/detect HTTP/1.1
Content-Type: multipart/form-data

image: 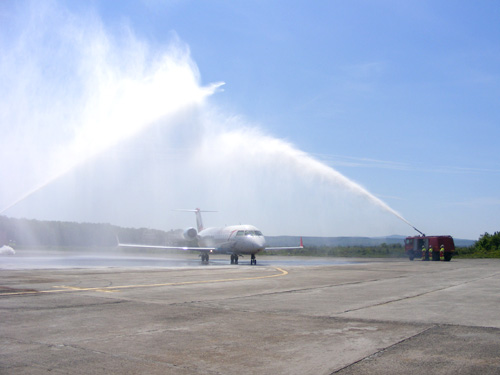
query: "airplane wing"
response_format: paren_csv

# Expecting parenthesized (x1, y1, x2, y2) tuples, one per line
(118, 242, 216, 252)
(265, 237, 304, 251)
(265, 245, 303, 250)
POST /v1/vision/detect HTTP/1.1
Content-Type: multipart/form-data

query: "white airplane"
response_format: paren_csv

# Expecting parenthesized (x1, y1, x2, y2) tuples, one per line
(119, 208, 303, 265)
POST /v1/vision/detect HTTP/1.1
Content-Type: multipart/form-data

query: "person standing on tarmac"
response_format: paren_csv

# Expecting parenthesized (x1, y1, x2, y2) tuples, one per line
(422, 245, 427, 261)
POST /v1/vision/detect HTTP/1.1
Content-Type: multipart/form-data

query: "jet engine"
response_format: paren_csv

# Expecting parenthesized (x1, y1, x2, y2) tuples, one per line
(183, 227, 198, 240)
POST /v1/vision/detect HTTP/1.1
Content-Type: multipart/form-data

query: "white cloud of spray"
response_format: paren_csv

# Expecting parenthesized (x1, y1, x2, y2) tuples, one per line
(0, 246, 15, 256)
(0, 2, 221, 213)
(0, 2, 413, 236)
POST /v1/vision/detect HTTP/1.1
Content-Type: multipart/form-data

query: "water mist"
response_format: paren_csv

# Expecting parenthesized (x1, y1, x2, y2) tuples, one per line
(0, 5, 221, 214)
(0, 3, 416, 237)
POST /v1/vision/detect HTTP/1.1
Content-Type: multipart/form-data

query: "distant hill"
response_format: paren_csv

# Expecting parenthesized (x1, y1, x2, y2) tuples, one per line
(267, 235, 476, 248)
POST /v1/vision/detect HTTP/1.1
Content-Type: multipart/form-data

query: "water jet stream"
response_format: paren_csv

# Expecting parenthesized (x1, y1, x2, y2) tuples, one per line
(196, 127, 418, 232)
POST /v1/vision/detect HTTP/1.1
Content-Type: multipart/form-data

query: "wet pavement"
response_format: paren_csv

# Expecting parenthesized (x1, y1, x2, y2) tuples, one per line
(0, 249, 362, 269)
(1, 253, 499, 374)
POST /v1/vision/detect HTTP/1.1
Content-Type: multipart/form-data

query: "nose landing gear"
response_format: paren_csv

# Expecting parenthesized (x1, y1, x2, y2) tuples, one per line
(250, 254, 257, 265)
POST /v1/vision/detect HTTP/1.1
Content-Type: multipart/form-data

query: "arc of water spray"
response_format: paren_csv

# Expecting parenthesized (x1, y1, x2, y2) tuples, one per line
(0, 79, 224, 215)
(209, 128, 421, 234)
(0, 5, 226, 216)
(296, 149, 421, 233)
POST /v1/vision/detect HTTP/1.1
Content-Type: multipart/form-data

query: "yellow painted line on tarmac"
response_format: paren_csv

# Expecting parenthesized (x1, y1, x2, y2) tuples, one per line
(1, 267, 288, 296)
(54, 286, 119, 293)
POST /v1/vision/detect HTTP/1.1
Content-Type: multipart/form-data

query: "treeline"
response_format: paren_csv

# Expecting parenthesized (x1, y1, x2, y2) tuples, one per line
(454, 231, 500, 259)
(0, 216, 183, 248)
(264, 243, 406, 258)
(2, 215, 498, 259)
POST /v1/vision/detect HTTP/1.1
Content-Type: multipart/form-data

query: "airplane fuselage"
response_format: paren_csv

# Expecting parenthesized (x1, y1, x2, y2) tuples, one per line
(197, 225, 266, 255)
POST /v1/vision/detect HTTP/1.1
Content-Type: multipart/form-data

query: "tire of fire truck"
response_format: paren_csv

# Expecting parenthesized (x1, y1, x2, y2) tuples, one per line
(444, 253, 452, 262)
(432, 251, 440, 261)
(408, 251, 415, 261)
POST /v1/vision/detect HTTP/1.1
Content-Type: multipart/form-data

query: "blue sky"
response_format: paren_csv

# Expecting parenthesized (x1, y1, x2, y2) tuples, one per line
(1, 0, 499, 240)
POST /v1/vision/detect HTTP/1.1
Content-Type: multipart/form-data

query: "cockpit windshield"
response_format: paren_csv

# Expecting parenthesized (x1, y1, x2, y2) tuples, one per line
(236, 230, 263, 237)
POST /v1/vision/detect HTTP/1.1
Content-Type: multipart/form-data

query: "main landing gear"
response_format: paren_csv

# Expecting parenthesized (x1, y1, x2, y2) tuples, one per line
(201, 253, 209, 264)
(230, 254, 257, 265)
(230, 254, 239, 264)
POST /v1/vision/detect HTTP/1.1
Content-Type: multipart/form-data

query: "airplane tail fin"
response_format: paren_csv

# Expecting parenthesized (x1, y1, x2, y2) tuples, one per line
(194, 208, 204, 232)
(173, 208, 217, 232)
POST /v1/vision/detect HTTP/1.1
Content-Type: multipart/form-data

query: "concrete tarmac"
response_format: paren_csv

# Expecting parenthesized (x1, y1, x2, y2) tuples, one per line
(1, 255, 500, 374)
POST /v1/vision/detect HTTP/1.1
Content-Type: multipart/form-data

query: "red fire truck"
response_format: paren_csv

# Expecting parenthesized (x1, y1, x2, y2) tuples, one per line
(405, 235, 455, 261)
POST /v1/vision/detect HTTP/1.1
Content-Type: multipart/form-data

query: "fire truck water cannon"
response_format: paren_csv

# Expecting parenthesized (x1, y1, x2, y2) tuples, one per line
(412, 226, 425, 236)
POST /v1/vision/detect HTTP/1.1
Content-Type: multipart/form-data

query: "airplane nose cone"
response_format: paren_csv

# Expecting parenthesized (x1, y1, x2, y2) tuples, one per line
(240, 237, 266, 254)
(236, 235, 266, 254)
(252, 237, 266, 252)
